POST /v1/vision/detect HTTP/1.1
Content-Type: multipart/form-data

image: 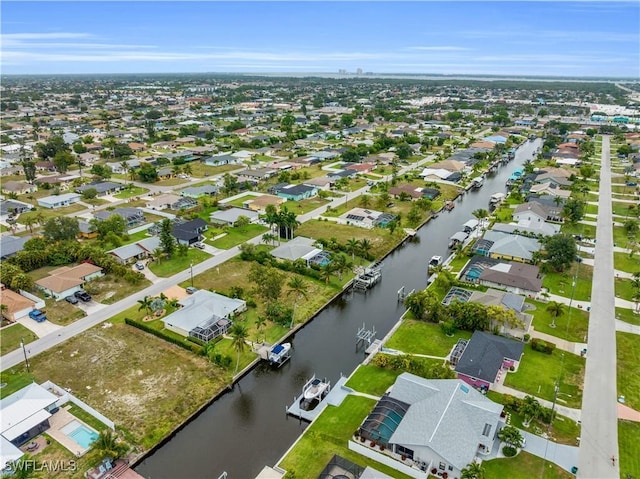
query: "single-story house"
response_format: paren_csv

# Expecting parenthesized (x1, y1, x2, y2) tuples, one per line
(172, 218, 208, 245)
(274, 183, 318, 201)
(162, 289, 246, 342)
(35, 263, 103, 300)
(468, 288, 532, 336)
(0, 285, 38, 321)
(388, 185, 424, 200)
(76, 181, 122, 196)
(234, 168, 276, 183)
(243, 194, 286, 212)
(0, 200, 33, 222)
(345, 163, 375, 174)
(269, 236, 331, 267)
(478, 260, 542, 295)
(302, 176, 335, 190)
(514, 201, 564, 224)
(493, 219, 560, 237)
(339, 208, 397, 229)
(527, 183, 572, 200)
(179, 184, 219, 198)
(107, 159, 141, 174)
(77, 220, 99, 239)
(203, 154, 241, 166)
(37, 193, 82, 209)
(1, 383, 59, 468)
(356, 374, 503, 478)
(0, 236, 29, 260)
(474, 230, 541, 263)
(94, 207, 146, 227)
(210, 207, 260, 226)
(146, 193, 182, 211)
(453, 331, 524, 391)
(108, 243, 146, 264)
(1, 181, 37, 195)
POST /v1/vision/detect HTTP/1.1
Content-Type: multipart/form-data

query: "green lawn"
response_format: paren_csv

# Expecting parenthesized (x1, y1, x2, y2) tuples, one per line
(148, 249, 210, 277)
(504, 344, 585, 408)
(613, 226, 639, 249)
(483, 451, 573, 479)
(559, 222, 596, 239)
(616, 307, 640, 326)
(385, 319, 472, 357)
(114, 186, 149, 199)
(0, 323, 38, 355)
(584, 203, 598, 215)
(615, 277, 638, 302)
(619, 420, 640, 479)
(279, 395, 413, 479)
(155, 178, 190, 187)
(613, 252, 640, 274)
(17, 203, 86, 224)
(188, 161, 243, 178)
(612, 201, 639, 217)
(287, 196, 332, 214)
(344, 364, 400, 397)
(493, 206, 514, 222)
(527, 299, 589, 343)
(617, 332, 640, 410)
(542, 263, 593, 302)
(209, 224, 268, 249)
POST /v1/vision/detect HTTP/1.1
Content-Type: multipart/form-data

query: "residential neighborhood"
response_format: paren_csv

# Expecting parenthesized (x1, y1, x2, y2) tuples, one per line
(0, 67, 639, 479)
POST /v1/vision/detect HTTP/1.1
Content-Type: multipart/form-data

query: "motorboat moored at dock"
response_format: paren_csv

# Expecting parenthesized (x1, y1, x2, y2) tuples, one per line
(268, 343, 291, 367)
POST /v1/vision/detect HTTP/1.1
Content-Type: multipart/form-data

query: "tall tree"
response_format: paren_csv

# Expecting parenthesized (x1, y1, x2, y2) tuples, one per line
(42, 216, 79, 242)
(543, 234, 577, 272)
(497, 425, 524, 448)
(287, 276, 309, 328)
(346, 238, 360, 261)
(22, 160, 37, 184)
(230, 323, 248, 374)
(52, 150, 74, 173)
(159, 219, 176, 258)
(137, 296, 153, 317)
(461, 462, 485, 479)
(546, 301, 565, 328)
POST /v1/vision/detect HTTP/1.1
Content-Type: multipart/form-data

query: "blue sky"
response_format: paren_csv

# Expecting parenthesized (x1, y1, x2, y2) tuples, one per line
(1, 1, 639, 77)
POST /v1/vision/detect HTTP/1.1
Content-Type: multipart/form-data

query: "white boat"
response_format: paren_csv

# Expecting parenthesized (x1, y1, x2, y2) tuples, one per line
(268, 342, 291, 366)
(303, 377, 330, 401)
(471, 177, 484, 188)
(489, 192, 506, 205)
(428, 255, 443, 269)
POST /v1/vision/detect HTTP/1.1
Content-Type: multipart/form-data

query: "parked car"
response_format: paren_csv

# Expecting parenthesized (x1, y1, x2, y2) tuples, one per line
(193, 242, 205, 250)
(185, 286, 198, 294)
(28, 310, 47, 322)
(65, 295, 79, 304)
(74, 290, 92, 302)
(135, 262, 145, 270)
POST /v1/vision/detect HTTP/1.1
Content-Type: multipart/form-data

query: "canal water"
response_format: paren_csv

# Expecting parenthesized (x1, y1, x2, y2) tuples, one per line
(136, 139, 541, 479)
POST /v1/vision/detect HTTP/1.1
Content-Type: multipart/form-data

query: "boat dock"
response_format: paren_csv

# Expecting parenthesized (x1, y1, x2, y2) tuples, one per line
(352, 263, 382, 292)
(286, 375, 350, 422)
(254, 342, 273, 360)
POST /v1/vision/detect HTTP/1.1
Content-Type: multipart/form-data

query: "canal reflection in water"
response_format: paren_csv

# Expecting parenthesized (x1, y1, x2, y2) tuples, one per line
(136, 139, 541, 479)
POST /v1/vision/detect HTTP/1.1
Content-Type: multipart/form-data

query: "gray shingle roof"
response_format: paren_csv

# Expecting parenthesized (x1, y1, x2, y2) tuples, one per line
(387, 374, 503, 470)
(454, 331, 524, 383)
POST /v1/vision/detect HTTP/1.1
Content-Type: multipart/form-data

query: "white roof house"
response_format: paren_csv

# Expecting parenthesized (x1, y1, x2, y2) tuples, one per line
(162, 290, 246, 339)
(210, 207, 259, 226)
(270, 236, 322, 262)
(37, 193, 81, 209)
(0, 383, 59, 469)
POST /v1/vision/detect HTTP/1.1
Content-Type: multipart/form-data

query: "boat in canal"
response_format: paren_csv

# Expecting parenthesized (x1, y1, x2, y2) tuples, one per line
(268, 343, 291, 367)
(489, 192, 506, 206)
(471, 176, 484, 189)
(428, 255, 443, 271)
(445, 200, 455, 211)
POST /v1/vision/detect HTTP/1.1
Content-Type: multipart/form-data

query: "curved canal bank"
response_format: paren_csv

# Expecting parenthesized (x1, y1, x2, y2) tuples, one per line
(135, 139, 542, 479)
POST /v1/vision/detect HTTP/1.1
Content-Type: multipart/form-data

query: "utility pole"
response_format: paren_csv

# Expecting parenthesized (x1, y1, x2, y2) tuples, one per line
(21, 338, 30, 373)
(190, 261, 194, 287)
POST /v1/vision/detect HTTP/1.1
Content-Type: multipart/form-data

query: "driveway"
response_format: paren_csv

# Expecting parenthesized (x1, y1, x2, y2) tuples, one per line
(16, 316, 62, 338)
(520, 430, 579, 474)
(75, 300, 108, 315)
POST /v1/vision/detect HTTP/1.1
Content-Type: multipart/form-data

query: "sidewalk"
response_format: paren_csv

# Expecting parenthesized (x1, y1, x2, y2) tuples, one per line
(491, 383, 581, 422)
(615, 319, 640, 335)
(529, 329, 587, 356)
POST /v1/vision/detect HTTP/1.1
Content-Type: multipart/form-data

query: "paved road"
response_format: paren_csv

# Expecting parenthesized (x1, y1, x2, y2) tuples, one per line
(578, 136, 619, 478)
(1, 155, 438, 370)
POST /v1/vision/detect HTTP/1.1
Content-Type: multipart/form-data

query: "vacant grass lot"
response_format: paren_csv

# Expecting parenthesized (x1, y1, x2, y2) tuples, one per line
(617, 332, 640, 410)
(584, 203, 598, 215)
(0, 322, 228, 450)
(615, 277, 638, 302)
(504, 345, 585, 409)
(43, 298, 86, 326)
(114, 186, 149, 199)
(613, 226, 638, 249)
(527, 299, 589, 343)
(542, 263, 593, 302)
(616, 307, 640, 326)
(209, 224, 268, 249)
(279, 395, 412, 479)
(612, 201, 638, 217)
(155, 178, 190, 187)
(483, 451, 573, 479)
(619, 420, 640, 479)
(297, 219, 403, 259)
(188, 162, 243, 178)
(613, 252, 640, 274)
(0, 323, 38, 355)
(289, 196, 332, 214)
(83, 274, 152, 304)
(559, 222, 596, 239)
(148, 248, 210, 277)
(385, 319, 472, 357)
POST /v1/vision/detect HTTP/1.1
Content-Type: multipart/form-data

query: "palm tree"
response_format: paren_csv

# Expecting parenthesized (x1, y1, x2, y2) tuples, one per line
(331, 254, 349, 280)
(254, 315, 267, 342)
(497, 425, 524, 448)
(359, 194, 372, 208)
(319, 264, 335, 285)
(183, 163, 193, 176)
(472, 208, 489, 220)
(521, 395, 542, 427)
(287, 276, 309, 328)
(137, 296, 153, 318)
(152, 248, 164, 263)
(230, 323, 248, 375)
(23, 216, 37, 234)
(92, 430, 126, 460)
(120, 161, 129, 185)
(358, 239, 372, 259)
(262, 233, 276, 246)
(461, 461, 485, 479)
(346, 238, 359, 261)
(546, 301, 565, 328)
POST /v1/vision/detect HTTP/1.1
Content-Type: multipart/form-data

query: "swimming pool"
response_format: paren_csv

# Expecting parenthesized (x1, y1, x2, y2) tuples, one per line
(61, 420, 99, 449)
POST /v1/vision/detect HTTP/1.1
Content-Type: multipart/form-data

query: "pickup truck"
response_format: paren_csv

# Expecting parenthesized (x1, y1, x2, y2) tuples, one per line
(28, 309, 47, 322)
